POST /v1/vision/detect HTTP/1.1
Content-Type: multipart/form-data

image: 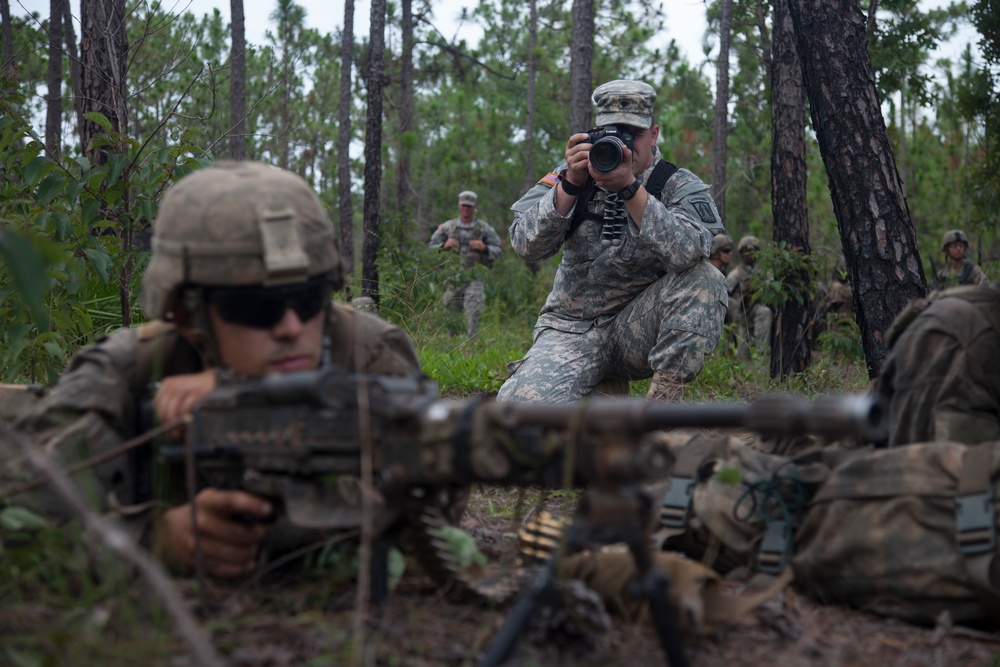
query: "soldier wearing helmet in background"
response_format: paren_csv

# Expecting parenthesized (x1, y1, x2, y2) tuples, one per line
(429, 190, 504, 338)
(2, 161, 422, 579)
(936, 229, 987, 289)
(726, 235, 773, 359)
(708, 233, 734, 275)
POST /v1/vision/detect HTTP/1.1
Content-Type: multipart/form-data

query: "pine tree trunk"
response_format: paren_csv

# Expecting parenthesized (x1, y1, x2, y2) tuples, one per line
(786, 0, 927, 377)
(79, 0, 127, 163)
(229, 0, 247, 161)
(62, 0, 85, 150)
(362, 0, 386, 302)
(569, 0, 594, 133)
(770, 0, 811, 378)
(337, 0, 355, 295)
(397, 0, 414, 236)
(523, 0, 538, 194)
(45, 0, 65, 157)
(1, 0, 12, 72)
(711, 0, 733, 221)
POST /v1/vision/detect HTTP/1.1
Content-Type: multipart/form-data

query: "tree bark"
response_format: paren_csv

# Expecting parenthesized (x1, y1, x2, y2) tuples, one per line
(523, 0, 538, 193)
(569, 0, 594, 133)
(362, 0, 386, 302)
(79, 0, 128, 163)
(396, 0, 414, 234)
(337, 0, 355, 295)
(63, 0, 85, 150)
(1, 0, 12, 73)
(711, 0, 733, 221)
(229, 0, 247, 161)
(786, 0, 926, 377)
(46, 0, 65, 157)
(769, 0, 812, 378)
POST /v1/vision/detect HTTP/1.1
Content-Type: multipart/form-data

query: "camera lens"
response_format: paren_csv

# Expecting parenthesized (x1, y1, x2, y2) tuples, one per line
(590, 136, 625, 172)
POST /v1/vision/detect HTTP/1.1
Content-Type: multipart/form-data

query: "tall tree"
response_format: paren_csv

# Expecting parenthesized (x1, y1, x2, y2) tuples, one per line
(522, 0, 539, 193)
(711, 0, 733, 221)
(337, 0, 355, 292)
(786, 0, 926, 377)
(269, 0, 307, 170)
(396, 0, 414, 224)
(569, 0, 594, 133)
(230, 0, 247, 160)
(62, 0, 84, 149)
(1, 0, 12, 72)
(79, 0, 128, 163)
(45, 0, 65, 157)
(362, 0, 386, 301)
(769, 0, 811, 378)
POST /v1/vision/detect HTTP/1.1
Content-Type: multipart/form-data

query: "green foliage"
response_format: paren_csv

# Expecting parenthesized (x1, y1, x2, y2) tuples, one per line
(750, 242, 820, 312)
(816, 315, 865, 360)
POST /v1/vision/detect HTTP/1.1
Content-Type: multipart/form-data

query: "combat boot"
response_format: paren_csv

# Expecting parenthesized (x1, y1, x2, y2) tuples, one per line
(646, 371, 685, 402)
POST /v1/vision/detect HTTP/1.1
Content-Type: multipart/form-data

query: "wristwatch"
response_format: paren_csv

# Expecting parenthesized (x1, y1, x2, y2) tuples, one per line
(617, 180, 641, 201)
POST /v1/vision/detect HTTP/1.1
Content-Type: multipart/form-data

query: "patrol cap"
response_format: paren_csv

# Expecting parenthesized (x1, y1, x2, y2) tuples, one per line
(458, 190, 478, 206)
(593, 80, 656, 129)
(941, 229, 968, 251)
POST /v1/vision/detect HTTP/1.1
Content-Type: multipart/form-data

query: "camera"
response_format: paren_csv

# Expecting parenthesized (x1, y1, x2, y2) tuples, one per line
(585, 125, 636, 172)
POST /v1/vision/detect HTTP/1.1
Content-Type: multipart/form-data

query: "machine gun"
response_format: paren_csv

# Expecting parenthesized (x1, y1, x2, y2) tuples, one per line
(160, 367, 883, 667)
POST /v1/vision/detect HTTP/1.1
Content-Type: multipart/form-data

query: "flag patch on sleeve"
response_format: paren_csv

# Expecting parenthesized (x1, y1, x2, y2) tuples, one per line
(539, 172, 560, 188)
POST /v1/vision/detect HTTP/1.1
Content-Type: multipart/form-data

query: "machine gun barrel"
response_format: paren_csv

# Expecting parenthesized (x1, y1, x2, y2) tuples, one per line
(487, 393, 883, 442)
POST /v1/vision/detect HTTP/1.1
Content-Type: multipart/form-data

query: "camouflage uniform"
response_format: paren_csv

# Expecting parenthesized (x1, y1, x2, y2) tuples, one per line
(497, 147, 727, 403)
(1, 161, 423, 563)
(726, 237, 772, 359)
(429, 212, 503, 338)
(935, 229, 988, 289)
(876, 283, 1000, 447)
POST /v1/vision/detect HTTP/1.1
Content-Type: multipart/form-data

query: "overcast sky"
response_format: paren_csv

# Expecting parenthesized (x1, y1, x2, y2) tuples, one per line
(11, 0, 981, 78)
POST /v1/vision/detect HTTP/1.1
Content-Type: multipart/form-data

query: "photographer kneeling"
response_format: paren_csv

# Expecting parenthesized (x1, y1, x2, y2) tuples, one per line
(497, 79, 728, 404)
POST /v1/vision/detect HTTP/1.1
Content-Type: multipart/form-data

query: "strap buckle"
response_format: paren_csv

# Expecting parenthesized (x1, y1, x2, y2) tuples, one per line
(659, 476, 695, 528)
(956, 490, 995, 556)
(757, 520, 793, 575)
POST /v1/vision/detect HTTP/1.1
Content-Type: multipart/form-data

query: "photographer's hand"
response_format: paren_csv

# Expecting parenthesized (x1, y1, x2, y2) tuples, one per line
(555, 133, 593, 215)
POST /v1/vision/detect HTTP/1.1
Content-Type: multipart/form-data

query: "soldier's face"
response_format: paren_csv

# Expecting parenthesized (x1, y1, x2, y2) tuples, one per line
(459, 204, 475, 223)
(946, 242, 966, 261)
(207, 302, 325, 375)
(625, 124, 659, 174)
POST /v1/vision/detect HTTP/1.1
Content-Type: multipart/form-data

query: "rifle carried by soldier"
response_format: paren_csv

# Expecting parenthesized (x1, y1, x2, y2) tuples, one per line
(155, 366, 883, 667)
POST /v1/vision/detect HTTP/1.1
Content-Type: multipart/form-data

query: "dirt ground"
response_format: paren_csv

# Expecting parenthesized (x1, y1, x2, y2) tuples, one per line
(198, 486, 1000, 667)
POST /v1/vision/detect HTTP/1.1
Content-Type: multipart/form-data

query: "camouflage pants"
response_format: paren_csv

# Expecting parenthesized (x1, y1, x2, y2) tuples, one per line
(443, 279, 485, 338)
(732, 303, 773, 360)
(497, 260, 727, 403)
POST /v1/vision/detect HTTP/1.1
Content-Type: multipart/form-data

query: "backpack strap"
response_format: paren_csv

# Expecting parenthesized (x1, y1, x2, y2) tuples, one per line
(955, 444, 1000, 602)
(565, 160, 680, 241)
(960, 261, 975, 285)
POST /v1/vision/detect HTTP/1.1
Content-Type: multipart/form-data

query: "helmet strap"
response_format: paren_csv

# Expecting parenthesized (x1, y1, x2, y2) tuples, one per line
(178, 287, 225, 369)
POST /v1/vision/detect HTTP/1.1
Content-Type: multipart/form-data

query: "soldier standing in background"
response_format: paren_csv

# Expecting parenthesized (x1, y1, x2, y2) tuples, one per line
(708, 233, 734, 275)
(727, 235, 773, 360)
(429, 190, 504, 338)
(935, 229, 987, 289)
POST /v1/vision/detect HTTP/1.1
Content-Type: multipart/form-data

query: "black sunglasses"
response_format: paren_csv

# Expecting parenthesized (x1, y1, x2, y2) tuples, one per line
(204, 276, 331, 329)
(719, 247, 733, 253)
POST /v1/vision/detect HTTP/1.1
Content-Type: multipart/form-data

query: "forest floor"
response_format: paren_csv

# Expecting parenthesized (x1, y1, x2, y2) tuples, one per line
(191, 485, 1000, 667)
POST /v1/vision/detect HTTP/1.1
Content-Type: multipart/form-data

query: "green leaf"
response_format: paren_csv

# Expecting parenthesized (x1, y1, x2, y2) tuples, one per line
(83, 111, 114, 134)
(435, 525, 487, 569)
(106, 152, 127, 185)
(24, 155, 52, 187)
(43, 340, 66, 359)
(0, 506, 52, 531)
(36, 173, 66, 206)
(83, 247, 111, 283)
(715, 467, 742, 485)
(81, 198, 101, 227)
(0, 232, 49, 329)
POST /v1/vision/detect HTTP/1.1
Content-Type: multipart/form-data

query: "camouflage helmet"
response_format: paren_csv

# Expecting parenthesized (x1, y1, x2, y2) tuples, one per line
(142, 161, 343, 319)
(737, 235, 761, 254)
(941, 229, 969, 251)
(710, 233, 734, 256)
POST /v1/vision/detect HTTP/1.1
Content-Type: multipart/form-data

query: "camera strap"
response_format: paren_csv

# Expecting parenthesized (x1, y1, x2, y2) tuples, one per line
(565, 159, 679, 241)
